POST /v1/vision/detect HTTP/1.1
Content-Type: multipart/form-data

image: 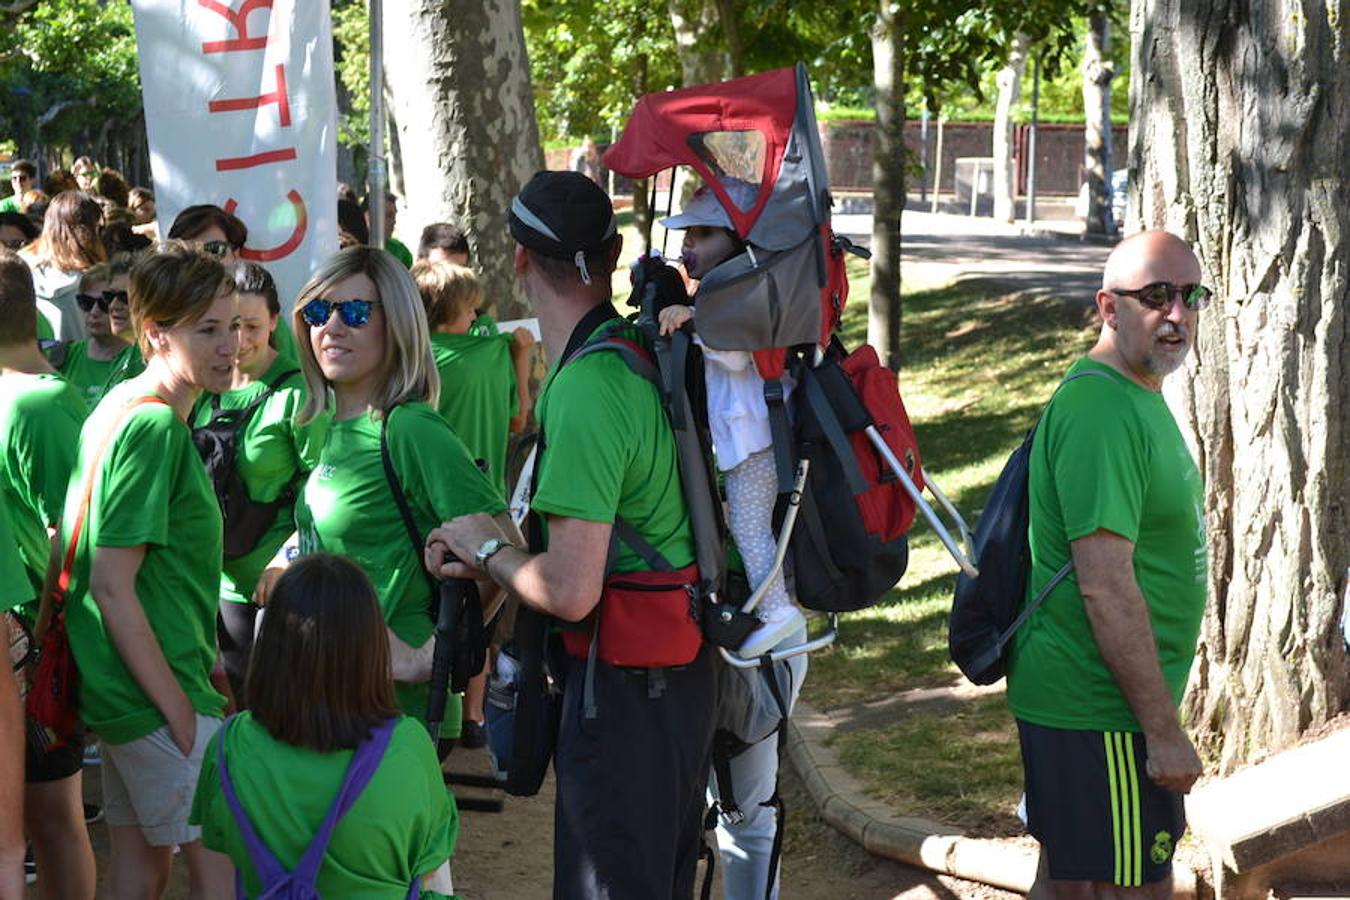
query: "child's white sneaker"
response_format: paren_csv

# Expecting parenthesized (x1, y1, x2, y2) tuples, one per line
(737, 604, 807, 658)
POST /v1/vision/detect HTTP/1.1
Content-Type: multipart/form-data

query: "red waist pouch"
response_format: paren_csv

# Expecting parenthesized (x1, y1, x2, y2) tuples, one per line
(563, 563, 703, 668)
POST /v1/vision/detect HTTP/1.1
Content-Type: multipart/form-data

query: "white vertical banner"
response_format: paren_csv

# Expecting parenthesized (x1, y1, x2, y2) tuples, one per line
(130, 0, 338, 311)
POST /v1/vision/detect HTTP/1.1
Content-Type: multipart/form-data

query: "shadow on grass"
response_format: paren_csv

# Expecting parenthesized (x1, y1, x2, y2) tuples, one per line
(913, 403, 1039, 473)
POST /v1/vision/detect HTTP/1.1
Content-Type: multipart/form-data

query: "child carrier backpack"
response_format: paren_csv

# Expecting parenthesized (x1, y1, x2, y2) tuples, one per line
(191, 369, 301, 561)
(215, 716, 422, 899)
(605, 63, 977, 644)
(949, 369, 1111, 685)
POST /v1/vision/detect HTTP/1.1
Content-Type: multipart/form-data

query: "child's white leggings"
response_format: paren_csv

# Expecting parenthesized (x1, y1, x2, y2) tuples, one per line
(725, 448, 790, 614)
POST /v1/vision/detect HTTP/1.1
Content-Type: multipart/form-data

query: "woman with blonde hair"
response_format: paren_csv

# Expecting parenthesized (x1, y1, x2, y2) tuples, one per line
(20, 191, 105, 340)
(61, 242, 238, 897)
(286, 246, 506, 728)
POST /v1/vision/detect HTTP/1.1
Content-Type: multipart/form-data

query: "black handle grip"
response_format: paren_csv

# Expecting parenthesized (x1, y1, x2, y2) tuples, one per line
(424, 549, 472, 738)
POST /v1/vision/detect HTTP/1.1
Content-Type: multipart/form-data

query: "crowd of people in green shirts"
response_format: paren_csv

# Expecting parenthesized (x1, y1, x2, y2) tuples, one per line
(0, 197, 534, 898)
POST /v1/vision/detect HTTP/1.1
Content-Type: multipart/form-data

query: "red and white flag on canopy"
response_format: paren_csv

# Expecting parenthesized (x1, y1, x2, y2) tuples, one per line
(130, 0, 338, 310)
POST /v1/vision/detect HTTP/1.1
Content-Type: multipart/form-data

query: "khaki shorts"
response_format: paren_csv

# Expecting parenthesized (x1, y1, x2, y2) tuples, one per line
(102, 714, 221, 846)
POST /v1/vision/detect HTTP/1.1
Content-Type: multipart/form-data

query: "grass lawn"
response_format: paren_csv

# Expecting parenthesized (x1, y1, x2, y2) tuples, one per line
(806, 254, 1100, 834)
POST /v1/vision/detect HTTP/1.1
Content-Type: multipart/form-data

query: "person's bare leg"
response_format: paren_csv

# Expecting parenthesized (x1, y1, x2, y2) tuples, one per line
(24, 772, 95, 900)
(1029, 847, 1093, 900)
(1093, 874, 1173, 900)
(463, 656, 490, 725)
(180, 839, 233, 900)
(106, 824, 172, 900)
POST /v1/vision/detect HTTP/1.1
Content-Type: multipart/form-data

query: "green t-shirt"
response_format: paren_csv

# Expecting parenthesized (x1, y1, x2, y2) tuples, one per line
(0, 506, 33, 614)
(63, 383, 227, 744)
(532, 319, 694, 574)
(296, 403, 505, 720)
(272, 317, 300, 364)
(1007, 358, 1207, 732)
(191, 713, 455, 899)
(57, 340, 122, 410)
(468, 313, 499, 338)
(0, 195, 20, 214)
(101, 343, 146, 396)
(430, 331, 518, 498)
(0, 372, 86, 617)
(192, 358, 324, 604)
(36, 313, 54, 342)
(386, 237, 414, 268)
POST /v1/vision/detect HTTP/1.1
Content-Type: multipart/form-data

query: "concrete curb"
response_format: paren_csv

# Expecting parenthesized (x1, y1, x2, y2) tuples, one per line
(786, 700, 1197, 896)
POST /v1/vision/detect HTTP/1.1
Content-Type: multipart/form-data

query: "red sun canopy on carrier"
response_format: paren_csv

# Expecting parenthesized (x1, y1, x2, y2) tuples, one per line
(603, 63, 828, 253)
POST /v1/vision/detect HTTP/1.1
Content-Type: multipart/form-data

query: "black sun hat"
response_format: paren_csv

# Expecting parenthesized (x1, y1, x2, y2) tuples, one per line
(509, 170, 617, 285)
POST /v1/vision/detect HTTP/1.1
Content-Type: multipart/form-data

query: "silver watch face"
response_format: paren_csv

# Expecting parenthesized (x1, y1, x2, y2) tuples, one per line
(476, 538, 504, 566)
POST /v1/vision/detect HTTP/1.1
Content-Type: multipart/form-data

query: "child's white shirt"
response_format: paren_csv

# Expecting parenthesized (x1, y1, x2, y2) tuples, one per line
(699, 340, 794, 472)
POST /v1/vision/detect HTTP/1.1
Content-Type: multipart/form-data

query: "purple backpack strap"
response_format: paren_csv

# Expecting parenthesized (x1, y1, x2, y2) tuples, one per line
(217, 715, 400, 897)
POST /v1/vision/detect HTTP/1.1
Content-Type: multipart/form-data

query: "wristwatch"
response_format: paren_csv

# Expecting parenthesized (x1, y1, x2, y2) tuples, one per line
(474, 537, 514, 570)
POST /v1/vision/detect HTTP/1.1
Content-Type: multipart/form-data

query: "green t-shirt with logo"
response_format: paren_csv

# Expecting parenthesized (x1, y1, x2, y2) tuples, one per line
(468, 313, 499, 338)
(57, 340, 122, 410)
(101, 343, 146, 396)
(1008, 357, 1207, 732)
(532, 320, 694, 574)
(193, 358, 325, 604)
(0, 372, 87, 618)
(0, 506, 33, 614)
(296, 403, 505, 721)
(430, 331, 518, 499)
(63, 383, 227, 744)
(191, 713, 455, 900)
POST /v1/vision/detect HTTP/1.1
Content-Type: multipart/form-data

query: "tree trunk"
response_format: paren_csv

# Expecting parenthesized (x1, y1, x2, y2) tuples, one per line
(993, 33, 1029, 224)
(868, 3, 904, 370)
(1082, 14, 1116, 235)
(668, 0, 726, 87)
(382, 0, 543, 320)
(1130, 0, 1350, 771)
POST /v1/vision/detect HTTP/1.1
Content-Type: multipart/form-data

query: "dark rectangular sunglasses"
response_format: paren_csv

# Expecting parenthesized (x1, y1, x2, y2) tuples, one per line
(300, 298, 382, 329)
(1111, 281, 1212, 311)
(76, 289, 129, 313)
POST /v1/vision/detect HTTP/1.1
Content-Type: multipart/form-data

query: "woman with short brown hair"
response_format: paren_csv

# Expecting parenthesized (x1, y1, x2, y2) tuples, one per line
(20, 191, 105, 340)
(61, 242, 239, 897)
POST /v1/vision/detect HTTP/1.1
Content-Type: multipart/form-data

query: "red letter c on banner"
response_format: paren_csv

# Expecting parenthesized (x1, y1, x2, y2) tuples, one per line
(225, 190, 307, 262)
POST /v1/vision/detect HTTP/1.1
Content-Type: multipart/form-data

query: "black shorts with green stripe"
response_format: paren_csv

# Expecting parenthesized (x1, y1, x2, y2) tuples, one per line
(1017, 719, 1186, 886)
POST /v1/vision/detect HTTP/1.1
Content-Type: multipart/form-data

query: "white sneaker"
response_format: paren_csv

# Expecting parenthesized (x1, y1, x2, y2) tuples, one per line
(737, 604, 807, 658)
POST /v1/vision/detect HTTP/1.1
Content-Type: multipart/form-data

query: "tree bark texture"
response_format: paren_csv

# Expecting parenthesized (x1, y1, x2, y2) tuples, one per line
(382, 0, 543, 320)
(1129, 0, 1349, 771)
(869, 2, 904, 370)
(668, 0, 727, 87)
(1082, 14, 1116, 235)
(993, 33, 1030, 224)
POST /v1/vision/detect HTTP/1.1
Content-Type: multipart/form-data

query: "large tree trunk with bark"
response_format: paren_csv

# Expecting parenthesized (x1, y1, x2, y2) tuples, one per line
(668, 0, 727, 86)
(993, 33, 1029, 224)
(868, 3, 904, 370)
(1129, 0, 1349, 771)
(383, 0, 543, 320)
(1082, 14, 1116, 235)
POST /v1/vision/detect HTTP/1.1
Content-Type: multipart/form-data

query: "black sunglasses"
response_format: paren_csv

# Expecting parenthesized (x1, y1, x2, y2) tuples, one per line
(1, 237, 25, 250)
(76, 289, 129, 313)
(300, 298, 382, 329)
(1111, 281, 1212, 312)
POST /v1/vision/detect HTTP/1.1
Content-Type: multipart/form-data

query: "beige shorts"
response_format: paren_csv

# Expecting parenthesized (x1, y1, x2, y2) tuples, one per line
(102, 713, 221, 846)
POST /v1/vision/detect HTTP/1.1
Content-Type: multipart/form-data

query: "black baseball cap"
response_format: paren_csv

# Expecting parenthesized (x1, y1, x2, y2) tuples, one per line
(509, 171, 617, 284)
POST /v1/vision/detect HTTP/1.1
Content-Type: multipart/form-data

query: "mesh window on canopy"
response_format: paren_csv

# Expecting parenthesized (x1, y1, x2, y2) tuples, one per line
(687, 130, 765, 209)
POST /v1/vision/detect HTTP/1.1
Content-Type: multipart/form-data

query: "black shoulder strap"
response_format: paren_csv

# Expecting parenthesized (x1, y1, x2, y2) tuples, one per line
(379, 405, 440, 601)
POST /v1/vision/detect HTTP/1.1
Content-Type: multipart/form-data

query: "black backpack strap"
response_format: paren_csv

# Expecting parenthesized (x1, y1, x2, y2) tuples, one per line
(763, 378, 795, 493)
(801, 368, 869, 495)
(379, 406, 440, 603)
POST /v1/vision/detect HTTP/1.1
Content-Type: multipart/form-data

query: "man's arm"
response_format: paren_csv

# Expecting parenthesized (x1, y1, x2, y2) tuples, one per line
(0, 621, 24, 900)
(425, 512, 609, 624)
(1072, 529, 1203, 793)
(507, 328, 535, 434)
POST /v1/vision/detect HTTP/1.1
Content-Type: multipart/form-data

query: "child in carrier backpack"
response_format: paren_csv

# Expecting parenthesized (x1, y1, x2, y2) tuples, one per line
(657, 183, 807, 657)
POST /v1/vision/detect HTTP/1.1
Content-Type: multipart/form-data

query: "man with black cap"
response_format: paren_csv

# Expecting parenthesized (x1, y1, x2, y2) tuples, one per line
(426, 171, 715, 898)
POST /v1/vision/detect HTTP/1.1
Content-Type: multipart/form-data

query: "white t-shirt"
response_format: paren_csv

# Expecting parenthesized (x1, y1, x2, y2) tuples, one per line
(700, 342, 793, 472)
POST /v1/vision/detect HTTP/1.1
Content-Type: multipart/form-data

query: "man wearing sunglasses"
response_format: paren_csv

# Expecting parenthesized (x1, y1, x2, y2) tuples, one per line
(1009, 230, 1210, 898)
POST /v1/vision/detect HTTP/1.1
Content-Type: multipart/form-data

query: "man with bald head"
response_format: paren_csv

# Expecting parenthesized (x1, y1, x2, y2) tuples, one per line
(1009, 231, 1210, 898)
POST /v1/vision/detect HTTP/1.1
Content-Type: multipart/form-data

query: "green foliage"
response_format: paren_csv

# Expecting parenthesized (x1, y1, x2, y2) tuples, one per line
(331, 0, 370, 151)
(0, 0, 142, 155)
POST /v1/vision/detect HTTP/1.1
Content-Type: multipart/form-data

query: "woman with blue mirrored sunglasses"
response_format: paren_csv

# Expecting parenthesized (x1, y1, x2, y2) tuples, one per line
(284, 246, 513, 745)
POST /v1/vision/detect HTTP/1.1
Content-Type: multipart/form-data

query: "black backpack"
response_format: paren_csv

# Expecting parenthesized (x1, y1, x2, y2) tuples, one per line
(948, 369, 1111, 684)
(191, 369, 301, 561)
